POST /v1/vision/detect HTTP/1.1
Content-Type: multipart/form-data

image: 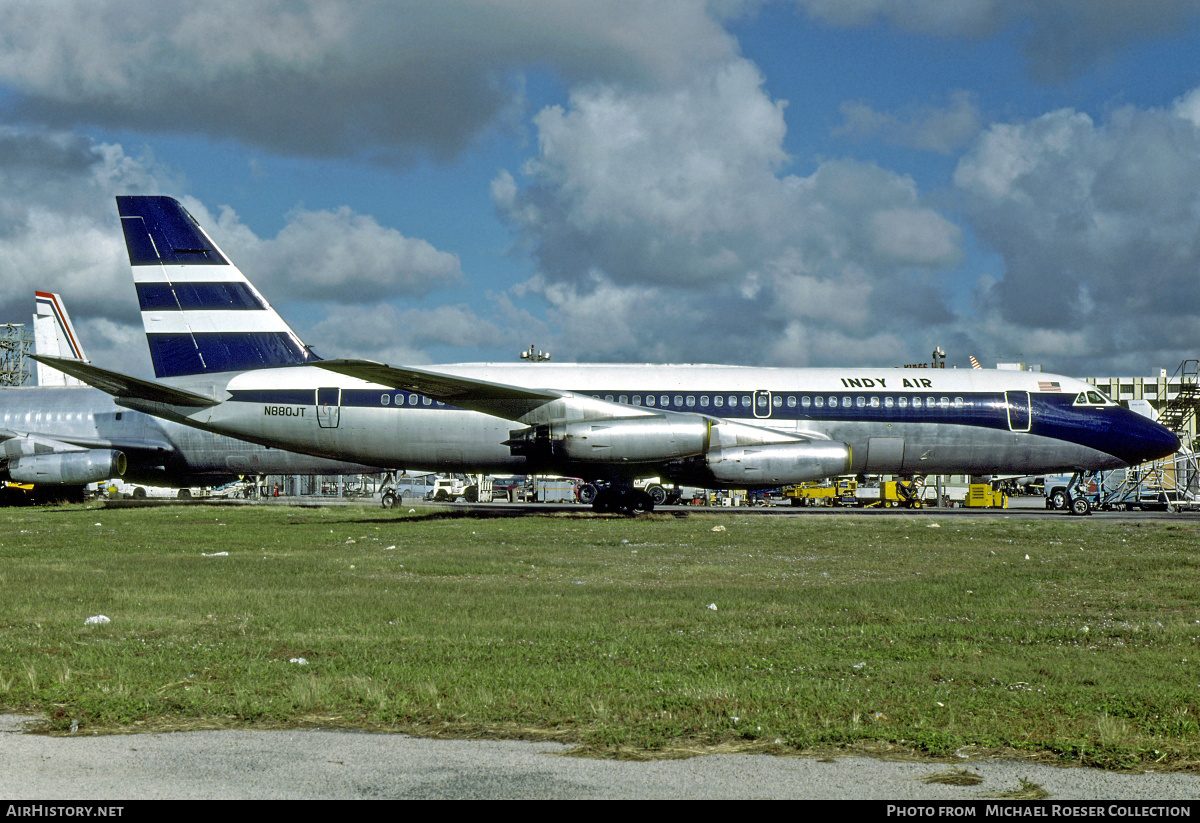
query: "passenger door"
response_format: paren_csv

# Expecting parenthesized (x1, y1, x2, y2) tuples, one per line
(316, 387, 341, 429)
(1006, 391, 1031, 432)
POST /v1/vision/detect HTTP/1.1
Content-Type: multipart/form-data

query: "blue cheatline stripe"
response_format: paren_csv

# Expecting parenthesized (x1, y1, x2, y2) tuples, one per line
(136, 282, 268, 311)
(117, 196, 228, 266)
(220, 388, 1165, 462)
(221, 389, 1137, 458)
(229, 389, 317, 405)
(148, 332, 315, 378)
(227, 387, 1041, 426)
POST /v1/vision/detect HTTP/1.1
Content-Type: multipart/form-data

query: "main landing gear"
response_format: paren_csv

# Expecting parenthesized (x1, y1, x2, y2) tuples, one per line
(583, 483, 655, 515)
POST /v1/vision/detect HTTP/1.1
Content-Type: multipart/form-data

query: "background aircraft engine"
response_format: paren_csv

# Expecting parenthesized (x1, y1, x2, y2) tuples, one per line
(703, 441, 852, 485)
(8, 450, 127, 485)
(509, 416, 711, 463)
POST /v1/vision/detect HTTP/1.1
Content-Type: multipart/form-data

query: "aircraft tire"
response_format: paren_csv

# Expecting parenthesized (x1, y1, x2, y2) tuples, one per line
(646, 485, 667, 506)
(465, 485, 478, 503)
(1070, 496, 1091, 516)
(381, 490, 398, 509)
(618, 491, 640, 515)
(578, 484, 598, 505)
(1049, 490, 1067, 510)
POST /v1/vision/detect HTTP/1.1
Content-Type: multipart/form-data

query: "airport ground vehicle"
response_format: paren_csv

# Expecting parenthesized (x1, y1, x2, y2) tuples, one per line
(963, 481, 1008, 508)
(872, 478, 930, 508)
(784, 478, 858, 507)
(0, 481, 38, 505)
(97, 479, 203, 499)
(425, 474, 493, 503)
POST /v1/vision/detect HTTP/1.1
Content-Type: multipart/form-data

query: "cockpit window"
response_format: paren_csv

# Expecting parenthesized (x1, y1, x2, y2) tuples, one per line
(1074, 390, 1114, 407)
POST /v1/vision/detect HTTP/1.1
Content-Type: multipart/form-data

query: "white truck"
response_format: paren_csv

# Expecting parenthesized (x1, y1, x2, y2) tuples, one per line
(424, 474, 493, 504)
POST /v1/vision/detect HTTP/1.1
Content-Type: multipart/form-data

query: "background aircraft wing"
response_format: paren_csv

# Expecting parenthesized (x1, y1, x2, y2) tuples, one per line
(0, 427, 175, 456)
(314, 359, 564, 420)
(29, 356, 219, 408)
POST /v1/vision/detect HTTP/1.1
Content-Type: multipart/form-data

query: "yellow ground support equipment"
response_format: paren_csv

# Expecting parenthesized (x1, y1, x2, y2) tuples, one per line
(784, 478, 858, 507)
(965, 482, 1008, 508)
(872, 480, 924, 508)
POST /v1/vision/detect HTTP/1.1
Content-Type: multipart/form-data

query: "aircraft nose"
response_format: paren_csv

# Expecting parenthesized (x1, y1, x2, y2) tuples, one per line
(1119, 415, 1180, 465)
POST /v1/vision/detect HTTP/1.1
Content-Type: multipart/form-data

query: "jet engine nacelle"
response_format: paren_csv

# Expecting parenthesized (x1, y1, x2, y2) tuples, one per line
(702, 441, 852, 486)
(509, 415, 711, 463)
(8, 450, 127, 485)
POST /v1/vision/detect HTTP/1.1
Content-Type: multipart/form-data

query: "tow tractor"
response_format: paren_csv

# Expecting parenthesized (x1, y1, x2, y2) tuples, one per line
(868, 477, 930, 508)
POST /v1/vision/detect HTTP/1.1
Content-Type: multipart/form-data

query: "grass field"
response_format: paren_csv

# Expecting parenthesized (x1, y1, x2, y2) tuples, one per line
(2, 503, 1198, 769)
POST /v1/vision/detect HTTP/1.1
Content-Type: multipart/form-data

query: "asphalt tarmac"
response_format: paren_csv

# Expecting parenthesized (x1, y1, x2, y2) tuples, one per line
(117, 492, 1199, 523)
(3, 715, 1199, 800)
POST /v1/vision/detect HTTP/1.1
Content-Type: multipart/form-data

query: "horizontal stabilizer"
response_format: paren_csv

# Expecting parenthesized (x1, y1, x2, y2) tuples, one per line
(314, 359, 561, 421)
(29, 355, 219, 408)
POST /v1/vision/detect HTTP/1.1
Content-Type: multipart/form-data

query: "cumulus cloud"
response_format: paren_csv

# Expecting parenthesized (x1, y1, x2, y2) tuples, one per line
(835, 91, 983, 154)
(496, 56, 964, 366)
(200, 204, 462, 302)
(0, 0, 737, 163)
(304, 302, 502, 364)
(0, 125, 467, 378)
(794, 0, 1200, 82)
(794, 0, 1005, 37)
(954, 93, 1200, 372)
(0, 128, 161, 374)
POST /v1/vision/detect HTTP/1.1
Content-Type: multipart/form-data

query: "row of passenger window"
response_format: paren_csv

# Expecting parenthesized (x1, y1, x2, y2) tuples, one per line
(591, 394, 968, 410)
(376, 392, 969, 411)
(381, 393, 444, 406)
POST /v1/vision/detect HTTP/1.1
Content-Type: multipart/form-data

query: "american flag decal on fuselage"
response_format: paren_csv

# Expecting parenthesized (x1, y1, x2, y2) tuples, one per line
(1038, 381, 1061, 392)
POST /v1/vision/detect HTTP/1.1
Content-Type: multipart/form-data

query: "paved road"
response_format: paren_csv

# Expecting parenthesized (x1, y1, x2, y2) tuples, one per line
(3, 715, 1198, 800)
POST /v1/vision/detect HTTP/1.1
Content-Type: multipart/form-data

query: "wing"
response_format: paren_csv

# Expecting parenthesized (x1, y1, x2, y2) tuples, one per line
(29, 355, 219, 408)
(0, 428, 175, 458)
(314, 359, 565, 421)
(312, 359, 830, 448)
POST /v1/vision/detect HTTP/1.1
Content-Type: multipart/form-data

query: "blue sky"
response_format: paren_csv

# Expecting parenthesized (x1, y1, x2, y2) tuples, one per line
(3, 0, 1200, 380)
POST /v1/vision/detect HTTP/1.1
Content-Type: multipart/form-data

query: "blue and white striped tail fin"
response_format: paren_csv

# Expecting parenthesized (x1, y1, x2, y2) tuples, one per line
(116, 195, 316, 378)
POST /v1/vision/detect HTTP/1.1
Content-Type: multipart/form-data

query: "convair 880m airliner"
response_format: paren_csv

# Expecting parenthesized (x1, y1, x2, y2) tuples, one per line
(36, 196, 1180, 514)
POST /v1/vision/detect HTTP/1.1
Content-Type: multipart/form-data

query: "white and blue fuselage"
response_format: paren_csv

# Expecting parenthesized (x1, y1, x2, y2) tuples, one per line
(40, 195, 1179, 496)
(117, 361, 1177, 489)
